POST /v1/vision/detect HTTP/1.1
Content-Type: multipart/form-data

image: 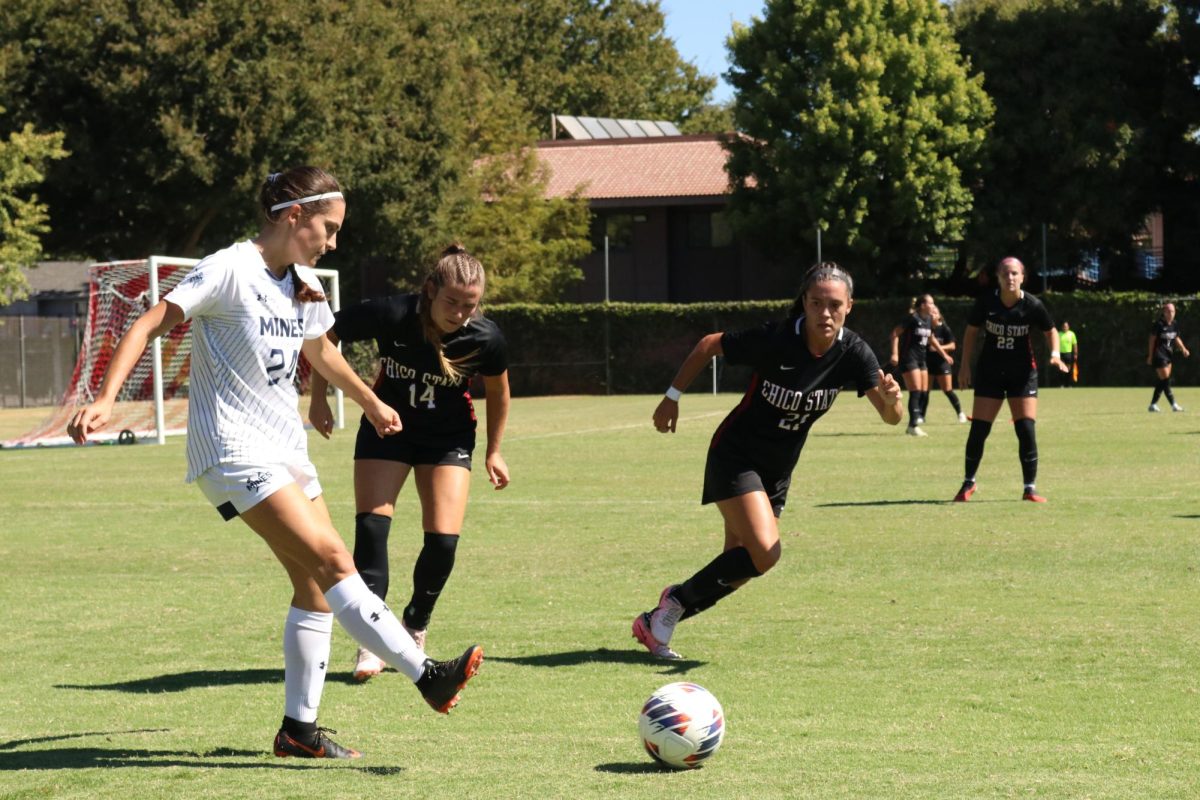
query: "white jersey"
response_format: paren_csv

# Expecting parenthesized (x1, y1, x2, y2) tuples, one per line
(163, 240, 334, 481)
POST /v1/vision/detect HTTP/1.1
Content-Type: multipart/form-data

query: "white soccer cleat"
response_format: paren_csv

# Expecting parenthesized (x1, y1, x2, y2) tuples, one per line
(957, 412, 968, 423)
(1148, 403, 1161, 413)
(906, 425, 928, 437)
(1172, 403, 1184, 412)
(353, 646, 385, 682)
(632, 586, 686, 660)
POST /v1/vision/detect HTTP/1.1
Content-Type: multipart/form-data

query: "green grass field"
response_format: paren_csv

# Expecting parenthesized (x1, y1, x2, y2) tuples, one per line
(1, 388, 1197, 799)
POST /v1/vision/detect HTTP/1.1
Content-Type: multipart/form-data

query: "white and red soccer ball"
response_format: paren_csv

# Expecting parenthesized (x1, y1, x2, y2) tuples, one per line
(638, 681, 725, 769)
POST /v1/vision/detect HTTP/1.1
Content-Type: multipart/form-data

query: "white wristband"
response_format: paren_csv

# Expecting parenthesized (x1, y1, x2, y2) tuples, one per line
(1050, 351, 1060, 359)
(665, 386, 682, 402)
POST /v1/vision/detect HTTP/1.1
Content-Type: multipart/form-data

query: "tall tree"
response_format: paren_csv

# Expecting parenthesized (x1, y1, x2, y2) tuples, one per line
(725, 0, 992, 292)
(0, 0, 468, 296)
(462, 0, 716, 136)
(0, 114, 67, 305)
(951, 0, 1188, 285)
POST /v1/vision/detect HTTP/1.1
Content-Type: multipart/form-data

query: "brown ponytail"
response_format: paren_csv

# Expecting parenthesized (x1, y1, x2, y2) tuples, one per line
(419, 244, 486, 382)
(287, 264, 327, 303)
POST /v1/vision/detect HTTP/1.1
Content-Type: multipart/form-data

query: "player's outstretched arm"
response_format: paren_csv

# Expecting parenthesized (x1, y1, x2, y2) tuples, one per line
(307, 330, 339, 439)
(1178, 336, 1191, 358)
(865, 370, 904, 425)
(653, 332, 723, 433)
(68, 300, 184, 444)
(302, 334, 400, 438)
(482, 371, 511, 490)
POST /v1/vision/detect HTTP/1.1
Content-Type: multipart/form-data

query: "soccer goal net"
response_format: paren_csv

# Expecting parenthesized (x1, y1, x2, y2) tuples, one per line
(2, 256, 342, 448)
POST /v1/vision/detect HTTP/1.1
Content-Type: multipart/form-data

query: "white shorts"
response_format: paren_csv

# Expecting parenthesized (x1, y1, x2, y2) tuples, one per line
(196, 460, 322, 521)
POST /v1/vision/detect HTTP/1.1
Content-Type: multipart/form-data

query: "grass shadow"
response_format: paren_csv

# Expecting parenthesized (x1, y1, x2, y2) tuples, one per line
(815, 499, 950, 508)
(594, 761, 674, 774)
(489, 647, 705, 675)
(57, 668, 359, 693)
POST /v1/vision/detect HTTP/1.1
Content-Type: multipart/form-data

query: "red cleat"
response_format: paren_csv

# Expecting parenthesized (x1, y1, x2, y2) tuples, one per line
(1022, 490, 1047, 503)
(953, 481, 976, 502)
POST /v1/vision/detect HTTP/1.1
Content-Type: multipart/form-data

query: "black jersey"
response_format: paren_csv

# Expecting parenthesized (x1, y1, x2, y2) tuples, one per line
(967, 290, 1054, 370)
(332, 293, 507, 445)
(711, 318, 881, 472)
(898, 313, 933, 367)
(1151, 319, 1180, 362)
(928, 322, 955, 368)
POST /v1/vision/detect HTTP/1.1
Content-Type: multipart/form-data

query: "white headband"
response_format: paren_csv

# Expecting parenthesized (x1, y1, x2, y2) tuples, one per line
(269, 191, 344, 213)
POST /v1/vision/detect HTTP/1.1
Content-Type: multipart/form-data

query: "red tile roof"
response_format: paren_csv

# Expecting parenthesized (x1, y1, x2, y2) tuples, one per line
(536, 135, 732, 200)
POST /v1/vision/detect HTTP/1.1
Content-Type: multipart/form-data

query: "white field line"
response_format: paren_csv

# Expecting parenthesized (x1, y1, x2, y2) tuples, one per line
(505, 410, 726, 442)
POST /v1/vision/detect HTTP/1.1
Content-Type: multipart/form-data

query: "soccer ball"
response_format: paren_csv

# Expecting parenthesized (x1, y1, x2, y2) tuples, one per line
(638, 681, 725, 769)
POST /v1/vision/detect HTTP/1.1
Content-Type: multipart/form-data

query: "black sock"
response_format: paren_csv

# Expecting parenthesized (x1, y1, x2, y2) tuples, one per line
(944, 390, 962, 414)
(403, 532, 459, 630)
(919, 390, 930, 419)
(1152, 381, 1165, 404)
(353, 512, 392, 599)
(964, 418, 993, 482)
(1164, 380, 1176, 405)
(1014, 417, 1038, 487)
(908, 390, 922, 425)
(282, 716, 317, 743)
(673, 547, 762, 620)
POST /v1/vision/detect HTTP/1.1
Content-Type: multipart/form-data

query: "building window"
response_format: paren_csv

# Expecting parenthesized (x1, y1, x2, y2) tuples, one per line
(593, 213, 634, 251)
(687, 210, 734, 249)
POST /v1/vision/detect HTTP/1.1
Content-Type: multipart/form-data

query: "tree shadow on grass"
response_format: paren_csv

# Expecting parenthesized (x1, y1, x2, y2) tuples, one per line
(56, 668, 359, 693)
(488, 648, 704, 675)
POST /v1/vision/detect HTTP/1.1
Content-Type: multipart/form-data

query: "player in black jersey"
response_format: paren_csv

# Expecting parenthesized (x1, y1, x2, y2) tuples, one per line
(888, 294, 951, 436)
(308, 245, 510, 680)
(954, 257, 1067, 503)
(1147, 301, 1190, 412)
(928, 305, 967, 422)
(630, 263, 903, 660)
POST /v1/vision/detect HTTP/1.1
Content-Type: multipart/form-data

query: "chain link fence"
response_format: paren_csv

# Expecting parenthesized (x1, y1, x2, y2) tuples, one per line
(0, 316, 82, 408)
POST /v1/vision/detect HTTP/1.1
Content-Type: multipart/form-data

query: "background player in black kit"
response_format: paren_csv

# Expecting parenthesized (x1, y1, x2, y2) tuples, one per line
(928, 304, 967, 423)
(631, 263, 903, 660)
(954, 257, 1067, 503)
(309, 245, 510, 680)
(888, 293, 951, 436)
(1147, 301, 1190, 412)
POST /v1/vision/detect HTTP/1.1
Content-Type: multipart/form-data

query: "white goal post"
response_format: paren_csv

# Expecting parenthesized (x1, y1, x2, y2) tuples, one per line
(2, 256, 344, 448)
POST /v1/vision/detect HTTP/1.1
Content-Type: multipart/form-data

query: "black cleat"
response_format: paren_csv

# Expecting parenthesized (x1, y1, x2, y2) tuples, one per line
(273, 727, 362, 759)
(416, 644, 483, 714)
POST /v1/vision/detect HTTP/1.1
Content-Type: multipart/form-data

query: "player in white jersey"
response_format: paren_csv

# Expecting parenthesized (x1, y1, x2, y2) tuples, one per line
(67, 166, 483, 760)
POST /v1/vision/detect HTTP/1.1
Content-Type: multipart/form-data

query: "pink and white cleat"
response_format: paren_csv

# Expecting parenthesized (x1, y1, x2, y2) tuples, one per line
(353, 646, 385, 683)
(631, 586, 685, 660)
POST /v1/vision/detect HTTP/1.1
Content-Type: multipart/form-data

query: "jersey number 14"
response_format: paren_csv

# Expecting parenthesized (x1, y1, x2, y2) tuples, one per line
(409, 382, 436, 409)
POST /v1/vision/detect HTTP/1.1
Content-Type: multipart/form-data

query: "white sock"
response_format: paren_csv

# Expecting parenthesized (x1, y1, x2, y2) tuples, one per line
(325, 574, 426, 681)
(283, 607, 333, 723)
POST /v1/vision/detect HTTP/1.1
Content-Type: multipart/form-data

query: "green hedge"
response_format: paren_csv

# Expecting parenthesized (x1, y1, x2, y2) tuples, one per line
(342, 294, 1196, 396)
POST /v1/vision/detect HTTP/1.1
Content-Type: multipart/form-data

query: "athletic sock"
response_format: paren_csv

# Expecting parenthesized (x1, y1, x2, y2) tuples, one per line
(907, 390, 922, 426)
(282, 607, 332, 724)
(281, 715, 318, 743)
(1163, 380, 1176, 405)
(945, 390, 962, 414)
(918, 390, 930, 419)
(673, 547, 762, 620)
(403, 532, 459, 631)
(964, 418, 993, 482)
(325, 573, 426, 681)
(1152, 381, 1164, 404)
(353, 512, 392, 600)
(1014, 418, 1038, 487)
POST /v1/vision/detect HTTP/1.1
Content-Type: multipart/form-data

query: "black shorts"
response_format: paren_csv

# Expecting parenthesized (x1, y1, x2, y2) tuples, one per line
(973, 362, 1038, 399)
(927, 358, 952, 376)
(353, 418, 473, 469)
(899, 358, 927, 373)
(1151, 355, 1172, 369)
(701, 447, 789, 518)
